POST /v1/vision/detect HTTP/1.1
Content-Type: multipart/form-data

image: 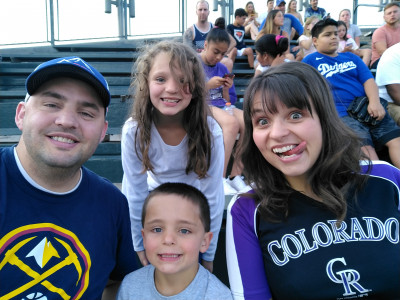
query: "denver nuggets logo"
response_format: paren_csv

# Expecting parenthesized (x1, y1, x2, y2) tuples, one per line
(0, 223, 91, 300)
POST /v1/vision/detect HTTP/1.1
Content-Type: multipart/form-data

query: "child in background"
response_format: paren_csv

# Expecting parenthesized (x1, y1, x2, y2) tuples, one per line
(298, 16, 319, 59)
(337, 20, 370, 66)
(200, 22, 249, 194)
(227, 8, 255, 68)
(254, 34, 291, 77)
(117, 183, 233, 300)
(121, 41, 225, 273)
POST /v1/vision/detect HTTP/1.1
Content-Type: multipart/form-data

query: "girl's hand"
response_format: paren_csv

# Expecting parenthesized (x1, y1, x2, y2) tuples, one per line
(343, 44, 353, 52)
(207, 76, 226, 89)
(223, 76, 234, 88)
(368, 101, 386, 121)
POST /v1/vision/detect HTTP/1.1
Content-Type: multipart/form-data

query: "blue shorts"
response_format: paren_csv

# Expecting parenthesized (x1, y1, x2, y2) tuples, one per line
(341, 114, 400, 149)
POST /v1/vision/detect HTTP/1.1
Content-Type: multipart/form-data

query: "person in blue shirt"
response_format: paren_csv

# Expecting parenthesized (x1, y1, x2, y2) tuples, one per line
(303, 18, 400, 169)
(304, 0, 327, 21)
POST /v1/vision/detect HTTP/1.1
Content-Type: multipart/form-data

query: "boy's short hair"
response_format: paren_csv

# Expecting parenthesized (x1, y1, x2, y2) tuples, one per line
(311, 18, 338, 38)
(141, 182, 211, 232)
(235, 8, 248, 17)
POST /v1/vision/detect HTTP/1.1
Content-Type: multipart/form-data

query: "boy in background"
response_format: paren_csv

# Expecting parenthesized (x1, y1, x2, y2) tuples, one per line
(303, 18, 400, 169)
(228, 8, 255, 68)
(117, 183, 232, 300)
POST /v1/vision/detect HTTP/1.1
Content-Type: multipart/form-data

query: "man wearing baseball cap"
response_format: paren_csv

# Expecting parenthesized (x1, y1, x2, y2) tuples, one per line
(0, 57, 138, 299)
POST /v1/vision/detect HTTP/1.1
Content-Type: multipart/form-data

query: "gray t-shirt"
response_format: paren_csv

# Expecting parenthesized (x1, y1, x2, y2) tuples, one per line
(117, 264, 233, 300)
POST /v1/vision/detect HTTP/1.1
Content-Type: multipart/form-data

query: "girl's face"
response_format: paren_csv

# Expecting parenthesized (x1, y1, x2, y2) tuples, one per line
(290, 1, 297, 11)
(203, 40, 229, 66)
(337, 25, 346, 40)
(339, 10, 351, 23)
(256, 51, 273, 67)
(307, 19, 318, 32)
(148, 52, 192, 118)
(251, 94, 323, 187)
(274, 12, 284, 26)
(247, 3, 254, 13)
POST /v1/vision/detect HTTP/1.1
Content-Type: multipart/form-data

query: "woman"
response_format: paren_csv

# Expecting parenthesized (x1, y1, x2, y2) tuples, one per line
(287, 0, 303, 26)
(244, 1, 260, 40)
(226, 62, 400, 299)
(256, 10, 288, 41)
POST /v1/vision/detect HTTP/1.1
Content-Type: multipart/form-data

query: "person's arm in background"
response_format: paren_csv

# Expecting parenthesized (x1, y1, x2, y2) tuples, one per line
(387, 84, 400, 106)
(364, 78, 386, 121)
(183, 26, 194, 48)
(372, 28, 388, 57)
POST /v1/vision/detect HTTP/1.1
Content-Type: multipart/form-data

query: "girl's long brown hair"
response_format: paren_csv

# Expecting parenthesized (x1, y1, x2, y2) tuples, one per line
(129, 40, 212, 178)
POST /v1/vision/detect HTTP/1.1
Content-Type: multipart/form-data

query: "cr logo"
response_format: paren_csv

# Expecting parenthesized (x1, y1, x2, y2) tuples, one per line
(326, 257, 370, 297)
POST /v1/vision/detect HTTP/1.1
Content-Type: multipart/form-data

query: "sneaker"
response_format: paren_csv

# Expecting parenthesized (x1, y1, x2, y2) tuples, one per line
(227, 176, 251, 193)
(224, 178, 238, 195)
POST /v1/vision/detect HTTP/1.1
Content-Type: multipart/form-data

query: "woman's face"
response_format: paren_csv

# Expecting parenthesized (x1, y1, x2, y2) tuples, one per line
(247, 3, 254, 13)
(274, 11, 284, 26)
(256, 51, 272, 67)
(339, 10, 351, 23)
(290, 1, 297, 11)
(251, 94, 323, 187)
(203, 40, 229, 65)
(337, 25, 346, 40)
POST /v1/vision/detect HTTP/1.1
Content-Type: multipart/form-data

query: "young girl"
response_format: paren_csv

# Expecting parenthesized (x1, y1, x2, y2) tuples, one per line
(226, 62, 400, 299)
(121, 41, 225, 272)
(254, 34, 290, 77)
(244, 1, 260, 40)
(337, 20, 371, 66)
(200, 24, 248, 194)
(298, 16, 319, 59)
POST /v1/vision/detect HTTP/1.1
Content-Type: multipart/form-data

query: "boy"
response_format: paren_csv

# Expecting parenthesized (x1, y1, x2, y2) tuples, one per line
(303, 18, 400, 168)
(227, 8, 254, 68)
(117, 183, 232, 300)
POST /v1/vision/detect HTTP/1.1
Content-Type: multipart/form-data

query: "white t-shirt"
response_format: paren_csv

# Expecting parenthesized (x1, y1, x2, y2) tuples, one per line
(121, 116, 225, 261)
(376, 42, 400, 103)
(298, 35, 316, 57)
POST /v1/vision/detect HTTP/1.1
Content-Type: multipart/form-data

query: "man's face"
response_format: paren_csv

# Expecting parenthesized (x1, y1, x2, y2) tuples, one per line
(267, 0, 274, 11)
(236, 15, 247, 26)
(384, 5, 400, 26)
(196, 2, 210, 22)
(15, 77, 107, 174)
(310, 0, 318, 10)
(312, 25, 339, 56)
(277, 2, 286, 13)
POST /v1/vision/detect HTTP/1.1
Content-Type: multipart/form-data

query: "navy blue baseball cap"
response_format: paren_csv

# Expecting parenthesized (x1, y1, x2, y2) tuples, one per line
(25, 56, 111, 108)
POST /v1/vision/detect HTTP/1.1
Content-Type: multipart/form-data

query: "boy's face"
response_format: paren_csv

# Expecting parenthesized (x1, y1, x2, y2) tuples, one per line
(236, 15, 247, 26)
(313, 25, 339, 56)
(310, 0, 318, 9)
(142, 194, 212, 279)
